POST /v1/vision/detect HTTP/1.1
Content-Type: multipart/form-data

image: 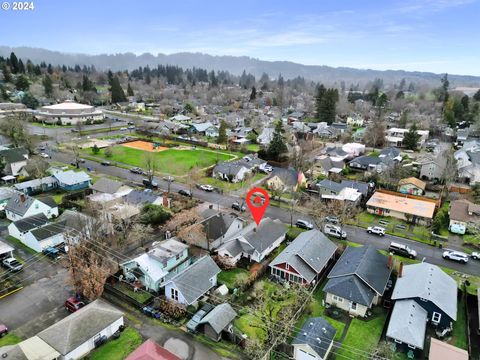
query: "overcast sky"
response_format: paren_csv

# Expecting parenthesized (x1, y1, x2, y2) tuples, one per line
(1, 0, 479, 75)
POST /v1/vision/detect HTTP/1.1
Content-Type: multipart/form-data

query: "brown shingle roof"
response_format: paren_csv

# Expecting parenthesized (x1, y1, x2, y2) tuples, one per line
(398, 177, 426, 190)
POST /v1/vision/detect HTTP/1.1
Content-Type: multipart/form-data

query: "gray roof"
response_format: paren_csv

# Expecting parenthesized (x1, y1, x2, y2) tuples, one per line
(124, 189, 160, 206)
(37, 196, 57, 208)
(14, 176, 57, 191)
(220, 238, 254, 257)
(202, 212, 240, 241)
(37, 299, 124, 355)
(91, 177, 124, 194)
(12, 213, 49, 232)
(292, 317, 336, 358)
(324, 245, 392, 305)
(167, 256, 221, 304)
(241, 218, 287, 255)
(317, 179, 344, 193)
(386, 299, 427, 349)
(213, 162, 247, 177)
(53, 170, 91, 186)
(0, 147, 28, 163)
(392, 262, 457, 321)
(317, 157, 344, 172)
(270, 230, 337, 283)
(379, 147, 401, 159)
(349, 155, 382, 167)
(340, 180, 369, 197)
(30, 222, 67, 241)
(270, 168, 299, 187)
(0, 187, 15, 201)
(4, 193, 55, 216)
(198, 303, 237, 334)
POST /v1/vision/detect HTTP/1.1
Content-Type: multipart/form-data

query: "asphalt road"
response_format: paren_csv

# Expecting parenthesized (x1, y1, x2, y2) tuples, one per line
(47, 148, 480, 277)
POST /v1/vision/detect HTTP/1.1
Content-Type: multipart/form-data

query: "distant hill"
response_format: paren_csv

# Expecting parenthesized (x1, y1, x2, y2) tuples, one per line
(1, 45, 480, 87)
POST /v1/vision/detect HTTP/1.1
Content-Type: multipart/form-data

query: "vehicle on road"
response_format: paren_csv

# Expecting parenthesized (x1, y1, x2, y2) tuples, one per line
(367, 226, 386, 236)
(127, 121, 135, 125)
(186, 304, 214, 333)
(471, 252, 480, 260)
(128, 125, 136, 130)
(323, 224, 347, 239)
(143, 179, 159, 189)
(2, 257, 23, 272)
(71, 129, 79, 133)
(259, 164, 273, 173)
(130, 167, 143, 174)
(324, 216, 339, 224)
(120, 127, 127, 131)
(101, 160, 111, 166)
(232, 202, 246, 212)
(388, 242, 417, 259)
(199, 184, 214, 192)
(295, 219, 314, 230)
(178, 189, 192, 197)
(40, 152, 49, 158)
(65, 296, 86, 313)
(443, 250, 469, 264)
(42, 246, 60, 260)
(0, 324, 8, 337)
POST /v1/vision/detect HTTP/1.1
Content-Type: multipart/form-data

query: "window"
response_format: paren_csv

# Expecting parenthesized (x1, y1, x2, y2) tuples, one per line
(408, 344, 416, 349)
(350, 302, 357, 310)
(170, 288, 178, 301)
(432, 312, 441, 324)
(332, 295, 343, 303)
(285, 263, 289, 270)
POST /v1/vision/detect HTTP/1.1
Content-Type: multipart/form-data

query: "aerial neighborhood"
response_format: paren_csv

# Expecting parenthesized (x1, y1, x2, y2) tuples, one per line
(1, 10, 480, 359)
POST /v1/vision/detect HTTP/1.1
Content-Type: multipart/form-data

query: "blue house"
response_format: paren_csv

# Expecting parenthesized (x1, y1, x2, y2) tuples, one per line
(53, 170, 91, 191)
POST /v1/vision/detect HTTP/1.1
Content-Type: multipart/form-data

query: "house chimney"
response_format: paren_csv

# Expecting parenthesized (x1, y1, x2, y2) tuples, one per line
(163, 192, 169, 208)
(387, 253, 393, 269)
(398, 262, 404, 278)
(20, 194, 25, 203)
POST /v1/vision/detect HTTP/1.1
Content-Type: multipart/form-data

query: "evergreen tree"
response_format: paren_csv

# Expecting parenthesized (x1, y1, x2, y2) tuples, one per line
(440, 73, 449, 109)
(250, 86, 257, 101)
(217, 120, 227, 144)
(21, 92, 39, 109)
(18, 59, 25, 74)
(33, 65, 41, 76)
(107, 70, 114, 86)
(314, 84, 326, 120)
(9, 52, 18, 73)
(47, 64, 53, 75)
(110, 76, 126, 103)
(145, 72, 151, 85)
(2, 66, 11, 83)
(127, 83, 134, 97)
(15, 75, 30, 91)
(267, 121, 288, 161)
(82, 75, 96, 92)
(42, 75, 53, 97)
(403, 123, 421, 150)
(315, 84, 338, 124)
(474, 89, 480, 102)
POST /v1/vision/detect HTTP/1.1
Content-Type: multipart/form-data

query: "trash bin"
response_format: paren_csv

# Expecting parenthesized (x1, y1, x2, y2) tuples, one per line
(439, 242, 443, 249)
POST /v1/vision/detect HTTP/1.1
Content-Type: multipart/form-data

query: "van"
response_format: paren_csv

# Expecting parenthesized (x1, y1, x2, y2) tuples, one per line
(388, 242, 417, 259)
(323, 224, 347, 239)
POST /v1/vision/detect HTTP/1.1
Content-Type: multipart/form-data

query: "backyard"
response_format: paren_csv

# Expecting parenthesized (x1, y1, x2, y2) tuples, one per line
(84, 145, 234, 176)
(217, 268, 250, 290)
(87, 327, 143, 360)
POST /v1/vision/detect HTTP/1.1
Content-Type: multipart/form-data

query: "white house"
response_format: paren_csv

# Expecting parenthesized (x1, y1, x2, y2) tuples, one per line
(292, 317, 336, 360)
(0, 147, 29, 177)
(5, 193, 59, 221)
(8, 213, 49, 243)
(22, 222, 68, 252)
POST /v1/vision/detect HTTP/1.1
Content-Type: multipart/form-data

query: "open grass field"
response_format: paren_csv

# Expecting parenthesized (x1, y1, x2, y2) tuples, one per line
(91, 144, 234, 176)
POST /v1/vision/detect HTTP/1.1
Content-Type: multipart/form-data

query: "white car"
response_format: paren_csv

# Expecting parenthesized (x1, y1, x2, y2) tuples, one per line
(120, 127, 127, 131)
(199, 184, 214, 192)
(471, 252, 480, 260)
(443, 250, 469, 264)
(2, 257, 23, 272)
(324, 224, 347, 239)
(367, 226, 386, 236)
(295, 219, 314, 230)
(39, 152, 49, 158)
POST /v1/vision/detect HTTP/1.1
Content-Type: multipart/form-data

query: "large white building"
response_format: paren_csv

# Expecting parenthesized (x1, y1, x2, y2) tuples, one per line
(36, 100, 104, 125)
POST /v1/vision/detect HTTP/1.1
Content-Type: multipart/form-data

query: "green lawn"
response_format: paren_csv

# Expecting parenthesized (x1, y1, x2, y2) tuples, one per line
(87, 145, 234, 176)
(217, 268, 249, 289)
(6, 235, 38, 256)
(88, 327, 143, 360)
(451, 295, 468, 350)
(113, 282, 153, 304)
(0, 332, 22, 347)
(246, 144, 260, 152)
(195, 334, 241, 359)
(336, 310, 387, 359)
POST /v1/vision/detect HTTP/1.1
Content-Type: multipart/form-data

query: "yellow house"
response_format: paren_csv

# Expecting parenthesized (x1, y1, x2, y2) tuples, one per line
(266, 168, 306, 192)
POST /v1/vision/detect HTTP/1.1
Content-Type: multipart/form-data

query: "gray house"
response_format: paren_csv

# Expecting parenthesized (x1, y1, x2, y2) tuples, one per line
(323, 245, 392, 317)
(198, 303, 237, 341)
(292, 317, 336, 360)
(419, 154, 447, 181)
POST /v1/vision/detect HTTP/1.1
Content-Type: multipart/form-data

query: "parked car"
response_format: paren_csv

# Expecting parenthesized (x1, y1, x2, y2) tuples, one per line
(178, 189, 192, 197)
(259, 164, 273, 173)
(443, 250, 469, 264)
(143, 179, 159, 189)
(43, 246, 60, 259)
(128, 125, 135, 130)
(295, 219, 314, 230)
(186, 304, 215, 333)
(65, 296, 85, 312)
(232, 202, 246, 212)
(388, 242, 417, 259)
(127, 121, 135, 125)
(120, 127, 127, 131)
(101, 160, 111, 166)
(71, 129, 79, 133)
(130, 167, 143, 174)
(199, 184, 214, 192)
(471, 252, 480, 260)
(2, 257, 23, 272)
(0, 324, 8, 337)
(367, 226, 386, 236)
(78, 158, 86, 163)
(324, 216, 339, 224)
(323, 224, 347, 239)
(40, 152, 49, 158)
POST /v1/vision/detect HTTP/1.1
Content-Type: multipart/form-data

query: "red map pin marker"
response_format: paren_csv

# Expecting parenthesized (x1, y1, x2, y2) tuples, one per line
(246, 187, 270, 225)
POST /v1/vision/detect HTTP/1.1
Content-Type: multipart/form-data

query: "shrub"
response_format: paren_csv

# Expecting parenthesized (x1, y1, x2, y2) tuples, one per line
(104, 146, 113, 158)
(140, 204, 172, 226)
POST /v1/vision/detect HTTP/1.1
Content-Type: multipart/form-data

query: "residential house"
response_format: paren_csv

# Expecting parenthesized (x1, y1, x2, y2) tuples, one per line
(397, 177, 426, 195)
(0, 187, 16, 210)
(428, 338, 468, 360)
(189, 122, 215, 135)
(124, 189, 168, 208)
(379, 147, 402, 162)
(386, 128, 429, 147)
(5, 193, 58, 221)
(330, 123, 348, 134)
(23, 221, 69, 252)
(348, 155, 384, 172)
(216, 218, 287, 264)
(292, 317, 336, 360)
(14, 176, 57, 195)
(52, 170, 91, 191)
(0, 147, 29, 176)
(419, 153, 447, 182)
(323, 245, 392, 317)
(454, 140, 480, 185)
(212, 162, 249, 183)
(387, 263, 458, 352)
(126, 339, 181, 360)
(8, 213, 49, 242)
(0, 336, 60, 359)
(366, 191, 436, 225)
(270, 230, 337, 285)
(257, 127, 274, 146)
(90, 177, 132, 194)
(0, 240, 14, 260)
(198, 209, 245, 250)
(449, 199, 480, 235)
(197, 303, 237, 341)
(314, 156, 345, 176)
(164, 255, 221, 306)
(170, 114, 191, 123)
(316, 179, 370, 204)
(321, 146, 352, 162)
(36, 299, 124, 360)
(266, 168, 306, 192)
(121, 239, 190, 292)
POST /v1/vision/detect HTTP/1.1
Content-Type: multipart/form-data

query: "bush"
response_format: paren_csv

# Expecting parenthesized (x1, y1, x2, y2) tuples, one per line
(104, 146, 113, 158)
(140, 204, 171, 226)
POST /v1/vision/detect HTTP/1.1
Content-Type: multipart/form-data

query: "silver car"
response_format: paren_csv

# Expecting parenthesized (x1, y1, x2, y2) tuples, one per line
(2, 257, 23, 271)
(443, 250, 468, 264)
